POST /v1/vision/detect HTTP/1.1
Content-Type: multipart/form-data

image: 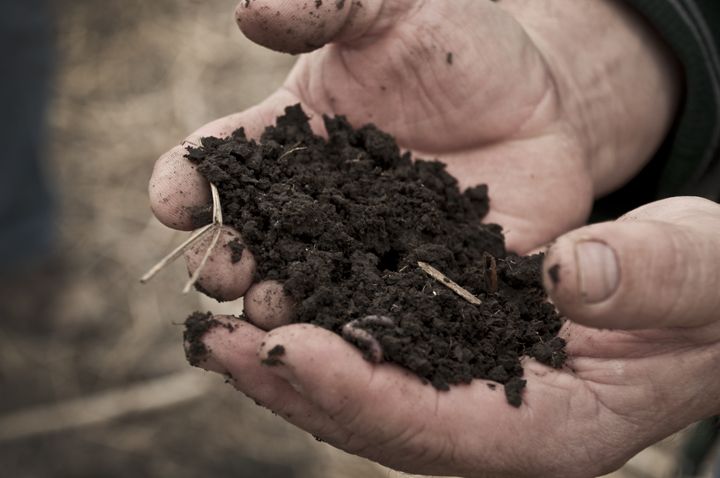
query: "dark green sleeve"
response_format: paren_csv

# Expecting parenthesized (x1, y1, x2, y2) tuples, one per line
(592, 0, 720, 219)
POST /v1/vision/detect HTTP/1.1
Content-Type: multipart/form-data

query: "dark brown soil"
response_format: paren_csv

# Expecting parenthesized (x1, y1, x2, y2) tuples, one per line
(184, 105, 565, 406)
(227, 238, 245, 264)
(184, 311, 237, 366)
(262, 344, 287, 366)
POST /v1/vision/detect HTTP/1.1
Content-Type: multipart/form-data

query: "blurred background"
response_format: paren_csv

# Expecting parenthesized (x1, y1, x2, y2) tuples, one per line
(0, 1, 717, 477)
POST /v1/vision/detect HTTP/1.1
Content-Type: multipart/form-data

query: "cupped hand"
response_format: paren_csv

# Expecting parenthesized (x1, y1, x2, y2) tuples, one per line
(190, 196, 720, 478)
(150, 0, 679, 256)
(145, 1, 706, 476)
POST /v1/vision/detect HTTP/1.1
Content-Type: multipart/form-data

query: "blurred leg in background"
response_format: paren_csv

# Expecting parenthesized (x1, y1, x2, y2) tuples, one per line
(0, 0, 56, 273)
(0, 0, 59, 328)
(677, 418, 719, 476)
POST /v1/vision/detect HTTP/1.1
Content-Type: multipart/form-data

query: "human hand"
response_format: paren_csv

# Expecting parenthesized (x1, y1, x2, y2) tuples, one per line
(146, 1, 705, 476)
(188, 196, 720, 478)
(150, 0, 680, 256)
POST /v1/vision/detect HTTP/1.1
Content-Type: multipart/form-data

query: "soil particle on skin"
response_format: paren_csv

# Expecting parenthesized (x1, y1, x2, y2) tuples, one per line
(446, 52, 453, 65)
(262, 344, 286, 366)
(504, 377, 527, 407)
(188, 204, 213, 229)
(227, 238, 245, 264)
(184, 312, 238, 366)
(184, 105, 566, 406)
(192, 281, 226, 303)
(335, 0, 345, 9)
(268, 344, 286, 357)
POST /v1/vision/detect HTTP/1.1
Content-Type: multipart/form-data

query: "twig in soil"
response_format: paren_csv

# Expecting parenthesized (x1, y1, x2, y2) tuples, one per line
(210, 181, 223, 225)
(277, 142, 307, 161)
(342, 315, 394, 363)
(417, 261, 482, 306)
(140, 184, 224, 294)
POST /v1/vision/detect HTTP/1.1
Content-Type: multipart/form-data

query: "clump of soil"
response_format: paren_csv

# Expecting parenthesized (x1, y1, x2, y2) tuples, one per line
(184, 105, 565, 406)
(184, 312, 237, 366)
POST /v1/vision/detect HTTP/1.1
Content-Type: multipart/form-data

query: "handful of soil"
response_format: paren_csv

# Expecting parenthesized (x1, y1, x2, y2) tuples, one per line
(184, 105, 566, 406)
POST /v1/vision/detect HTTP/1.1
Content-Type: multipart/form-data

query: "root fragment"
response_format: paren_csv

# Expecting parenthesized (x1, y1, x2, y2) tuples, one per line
(140, 224, 214, 284)
(277, 142, 307, 161)
(141, 183, 224, 294)
(417, 261, 482, 305)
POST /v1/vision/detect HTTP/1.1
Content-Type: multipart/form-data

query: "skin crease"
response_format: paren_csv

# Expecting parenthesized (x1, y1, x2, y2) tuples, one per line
(148, 1, 720, 476)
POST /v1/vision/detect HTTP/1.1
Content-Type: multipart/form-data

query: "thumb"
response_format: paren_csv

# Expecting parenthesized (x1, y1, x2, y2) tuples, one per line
(234, 0, 413, 54)
(542, 197, 720, 330)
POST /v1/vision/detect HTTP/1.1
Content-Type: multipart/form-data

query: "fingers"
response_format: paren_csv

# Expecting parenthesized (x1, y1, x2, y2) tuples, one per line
(149, 144, 212, 231)
(149, 89, 300, 231)
(186, 228, 296, 324)
(257, 323, 439, 441)
(543, 197, 720, 330)
(244, 280, 295, 329)
(189, 316, 352, 441)
(234, 0, 412, 54)
(194, 317, 607, 477)
(185, 227, 296, 327)
(185, 226, 256, 301)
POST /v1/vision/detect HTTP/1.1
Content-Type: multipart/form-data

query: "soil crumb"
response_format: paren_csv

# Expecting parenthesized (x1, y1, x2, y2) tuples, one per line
(184, 312, 237, 366)
(184, 105, 566, 406)
(262, 344, 286, 366)
(227, 238, 245, 264)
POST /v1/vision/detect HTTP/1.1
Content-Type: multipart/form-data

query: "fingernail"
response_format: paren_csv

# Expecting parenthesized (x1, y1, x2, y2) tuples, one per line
(575, 240, 619, 303)
(182, 135, 202, 148)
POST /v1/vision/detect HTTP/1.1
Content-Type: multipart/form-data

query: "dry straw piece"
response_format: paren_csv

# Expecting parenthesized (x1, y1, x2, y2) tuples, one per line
(417, 261, 482, 306)
(140, 183, 223, 294)
(277, 143, 307, 160)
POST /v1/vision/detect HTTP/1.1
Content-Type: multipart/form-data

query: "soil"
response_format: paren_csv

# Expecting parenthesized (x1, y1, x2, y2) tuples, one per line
(262, 344, 287, 366)
(184, 105, 566, 406)
(184, 311, 237, 366)
(227, 238, 245, 264)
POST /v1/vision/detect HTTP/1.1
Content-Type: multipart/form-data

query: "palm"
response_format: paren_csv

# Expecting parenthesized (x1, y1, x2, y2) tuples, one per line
(291, 2, 552, 150)
(154, 0, 599, 250)
(222, 320, 718, 478)
(149, 2, 714, 476)
(269, 0, 593, 253)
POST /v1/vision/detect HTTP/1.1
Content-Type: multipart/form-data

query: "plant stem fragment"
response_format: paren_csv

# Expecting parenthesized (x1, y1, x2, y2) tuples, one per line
(417, 261, 482, 305)
(140, 183, 224, 294)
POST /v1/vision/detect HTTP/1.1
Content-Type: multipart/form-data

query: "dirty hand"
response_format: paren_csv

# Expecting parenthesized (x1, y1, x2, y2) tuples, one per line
(150, 0, 679, 253)
(195, 197, 720, 478)
(145, 1, 714, 477)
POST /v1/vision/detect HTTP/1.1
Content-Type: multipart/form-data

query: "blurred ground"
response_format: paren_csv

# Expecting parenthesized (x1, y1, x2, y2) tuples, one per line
(0, 1, 386, 477)
(0, 1, 715, 477)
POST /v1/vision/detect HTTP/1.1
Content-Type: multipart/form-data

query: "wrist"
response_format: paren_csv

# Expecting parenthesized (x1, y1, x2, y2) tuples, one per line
(498, 0, 682, 196)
